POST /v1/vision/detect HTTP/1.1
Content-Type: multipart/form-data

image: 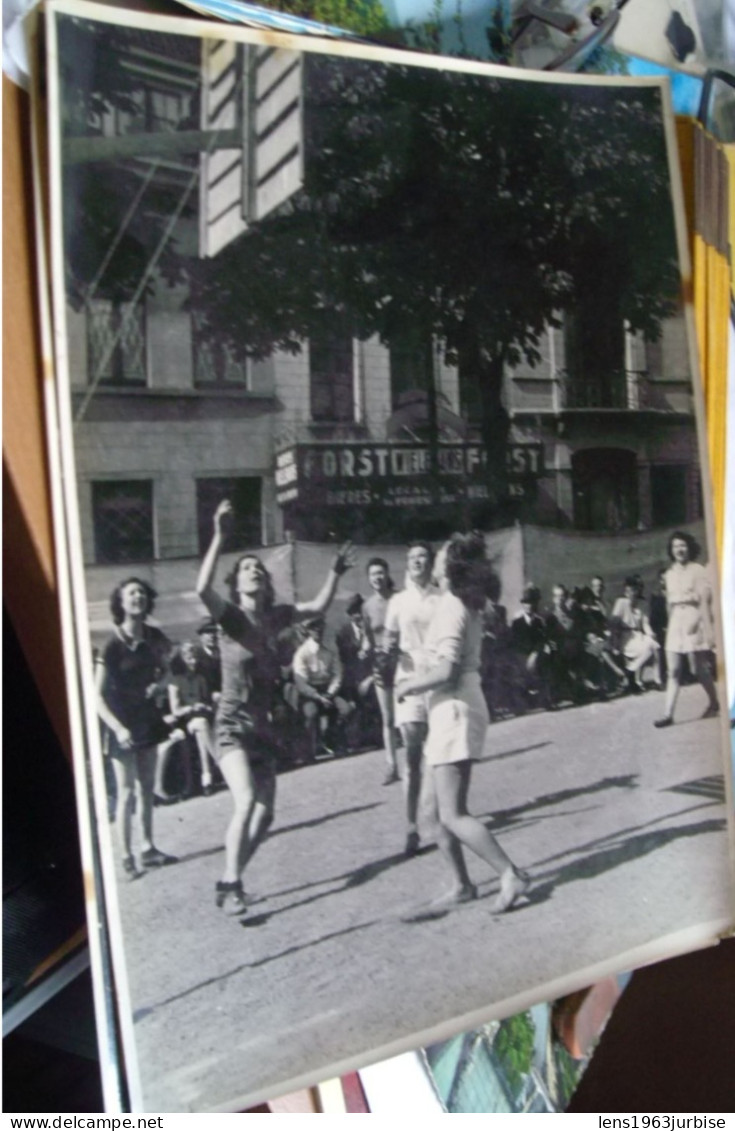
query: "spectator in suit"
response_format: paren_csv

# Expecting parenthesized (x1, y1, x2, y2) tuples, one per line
(336, 594, 380, 749)
(363, 558, 400, 785)
(510, 584, 551, 712)
(545, 584, 586, 704)
(480, 574, 511, 720)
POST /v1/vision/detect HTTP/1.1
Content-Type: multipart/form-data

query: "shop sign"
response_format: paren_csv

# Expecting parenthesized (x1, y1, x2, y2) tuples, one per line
(275, 442, 543, 507)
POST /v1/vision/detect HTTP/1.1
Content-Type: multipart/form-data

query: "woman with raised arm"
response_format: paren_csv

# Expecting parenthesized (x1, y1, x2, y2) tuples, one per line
(197, 500, 354, 915)
(96, 577, 178, 878)
(397, 532, 530, 913)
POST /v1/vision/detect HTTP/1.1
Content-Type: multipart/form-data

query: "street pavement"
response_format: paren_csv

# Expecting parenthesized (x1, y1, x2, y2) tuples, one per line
(109, 684, 733, 1112)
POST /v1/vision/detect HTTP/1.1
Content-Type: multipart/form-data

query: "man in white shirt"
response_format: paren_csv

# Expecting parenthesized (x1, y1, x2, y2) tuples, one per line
(292, 614, 351, 760)
(383, 542, 441, 856)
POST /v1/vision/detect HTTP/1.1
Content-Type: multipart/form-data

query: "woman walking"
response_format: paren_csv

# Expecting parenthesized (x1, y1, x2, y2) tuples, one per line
(196, 500, 353, 915)
(397, 532, 529, 913)
(96, 578, 178, 877)
(654, 531, 719, 728)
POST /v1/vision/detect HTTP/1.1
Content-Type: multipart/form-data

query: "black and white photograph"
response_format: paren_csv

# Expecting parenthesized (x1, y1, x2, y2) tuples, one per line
(44, 0, 734, 1110)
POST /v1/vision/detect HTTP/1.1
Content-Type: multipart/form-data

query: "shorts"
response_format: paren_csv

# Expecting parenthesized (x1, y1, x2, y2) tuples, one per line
(394, 689, 428, 727)
(424, 675, 489, 766)
(215, 710, 278, 766)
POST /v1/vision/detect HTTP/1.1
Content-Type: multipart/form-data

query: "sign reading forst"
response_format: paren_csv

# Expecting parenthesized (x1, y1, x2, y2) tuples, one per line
(275, 442, 544, 506)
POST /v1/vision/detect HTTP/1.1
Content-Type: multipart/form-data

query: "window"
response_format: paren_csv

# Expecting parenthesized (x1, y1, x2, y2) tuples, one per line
(650, 465, 688, 527)
(572, 449, 638, 532)
(92, 481, 154, 563)
(88, 298, 146, 386)
(196, 478, 262, 554)
(389, 328, 433, 411)
(565, 300, 626, 408)
(310, 329, 354, 422)
(192, 311, 249, 386)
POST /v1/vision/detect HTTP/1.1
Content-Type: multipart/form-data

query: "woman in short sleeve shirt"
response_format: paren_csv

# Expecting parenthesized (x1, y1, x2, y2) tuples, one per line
(398, 533, 530, 913)
(196, 500, 353, 915)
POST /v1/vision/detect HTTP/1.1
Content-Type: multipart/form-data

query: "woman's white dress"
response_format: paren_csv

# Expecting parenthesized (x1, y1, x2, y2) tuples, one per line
(664, 561, 715, 654)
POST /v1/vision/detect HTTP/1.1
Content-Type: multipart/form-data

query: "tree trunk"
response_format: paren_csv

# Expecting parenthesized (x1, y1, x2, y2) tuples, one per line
(463, 340, 510, 522)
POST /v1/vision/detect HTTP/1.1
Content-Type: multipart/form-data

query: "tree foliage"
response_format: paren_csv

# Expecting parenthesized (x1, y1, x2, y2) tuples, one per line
(190, 55, 680, 506)
(493, 1011, 536, 1095)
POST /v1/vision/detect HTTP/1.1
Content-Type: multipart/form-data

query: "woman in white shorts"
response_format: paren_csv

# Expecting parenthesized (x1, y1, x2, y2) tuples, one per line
(398, 532, 529, 913)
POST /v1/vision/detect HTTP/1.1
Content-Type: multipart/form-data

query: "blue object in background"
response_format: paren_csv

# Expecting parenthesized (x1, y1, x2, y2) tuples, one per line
(626, 56, 704, 115)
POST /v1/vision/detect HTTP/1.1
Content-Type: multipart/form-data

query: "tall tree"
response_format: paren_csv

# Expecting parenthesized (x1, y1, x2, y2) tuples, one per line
(191, 56, 680, 514)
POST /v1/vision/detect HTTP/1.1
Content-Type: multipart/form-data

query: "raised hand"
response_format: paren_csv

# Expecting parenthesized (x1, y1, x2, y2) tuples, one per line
(332, 541, 356, 576)
(214, 499, 233, 537)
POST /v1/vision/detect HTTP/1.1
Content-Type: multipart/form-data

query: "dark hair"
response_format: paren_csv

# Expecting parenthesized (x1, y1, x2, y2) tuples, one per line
(445, 532, 497, 611)
(366, 557, 390, 574)
(521, 584, 541, 607)
(110, 577, 156, 625)
(346, 593, 364, 616)
(667, 530, 700, 562)
(407, 540, 434, 563)
(624, 574, 644, 597)
(224, 554, 275, 609)
(577, 585, 595, 605)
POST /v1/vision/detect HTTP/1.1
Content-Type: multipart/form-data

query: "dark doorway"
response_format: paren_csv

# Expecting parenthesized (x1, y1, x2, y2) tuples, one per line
(650, 464, 688, 527)
(572, 448, 638, 531)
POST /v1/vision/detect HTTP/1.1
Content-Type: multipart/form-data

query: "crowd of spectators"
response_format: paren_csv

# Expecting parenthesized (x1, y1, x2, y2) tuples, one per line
(481, 572, 669, 720)
(99, 567, 680, 804)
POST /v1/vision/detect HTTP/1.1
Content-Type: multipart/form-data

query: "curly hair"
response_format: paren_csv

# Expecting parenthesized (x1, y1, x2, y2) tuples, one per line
(224, 554, 276, 609)
(109, 577, 156, 625)
(444, 532, 498, 611)
(406, 540, 434, 563)
(666, 530, 701, 562)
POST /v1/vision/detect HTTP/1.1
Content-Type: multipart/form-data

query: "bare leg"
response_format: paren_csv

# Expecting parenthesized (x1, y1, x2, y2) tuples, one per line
(189, 718, 214, 789)
(400, 722, 426, 848)
(375, 683, 398, 778)
(694, 651, 719, 712)
(660, 652, 683, 722)
(153, 734, 182, 798)
(434, 761, 514, 873)
(218, 746, 256, 884)
(238, 762, 277, 874)
(420, 768, 473, 899)
(111, 755, 135, 862)
(135, 745, 158, 852)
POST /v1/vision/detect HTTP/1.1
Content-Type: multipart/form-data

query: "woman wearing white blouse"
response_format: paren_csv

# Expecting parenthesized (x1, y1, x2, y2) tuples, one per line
(654, 531, 719, 728)
(397, 532, 529, 913)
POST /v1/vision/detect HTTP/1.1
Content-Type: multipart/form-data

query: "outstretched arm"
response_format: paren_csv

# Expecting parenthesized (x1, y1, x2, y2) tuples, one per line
(397, 658, 458, 700)
(196, 500, 230, 623)
(295, 542, 356, 615)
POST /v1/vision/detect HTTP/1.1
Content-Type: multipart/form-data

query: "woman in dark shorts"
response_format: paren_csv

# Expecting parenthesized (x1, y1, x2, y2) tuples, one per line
(196, 500, 354, 915)
(96, 577, 178, 878)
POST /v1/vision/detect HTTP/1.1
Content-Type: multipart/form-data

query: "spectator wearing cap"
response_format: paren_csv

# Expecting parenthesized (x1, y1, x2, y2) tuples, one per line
(292, 614, 351, 760)
(510, 584, 552, 712)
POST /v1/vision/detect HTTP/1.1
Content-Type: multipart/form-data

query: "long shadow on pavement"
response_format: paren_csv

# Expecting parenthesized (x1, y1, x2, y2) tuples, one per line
(133, 919, 379, 1019)
(479, 774, 639, 832)
(478, 741, 553, 764)
(522, 815, 727, 911)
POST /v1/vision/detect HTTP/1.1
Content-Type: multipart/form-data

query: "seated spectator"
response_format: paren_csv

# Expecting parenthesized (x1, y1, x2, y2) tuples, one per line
(480, 580, 512, 720)
(336, 594, 381, 749)
(168, 640, 217, 795)
(510, 585, 552, 712)
(292, 614, 352, 760)
(610, 575, 659, 693)
(589, 575, 609, 620)
(576, 585, 625, 696)
(545, 584, 586, 704)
